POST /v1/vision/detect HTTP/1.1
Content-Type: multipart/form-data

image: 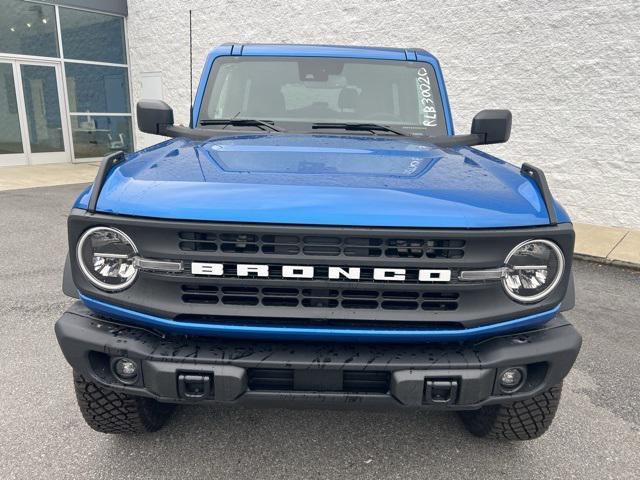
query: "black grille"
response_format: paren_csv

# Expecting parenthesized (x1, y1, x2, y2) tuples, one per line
(179, 231, 465, 259)
(182, 285, 459, 311)
(343, 371, 390, 393)
(248, 369, 294, 390)
(247, 369, 390, 393)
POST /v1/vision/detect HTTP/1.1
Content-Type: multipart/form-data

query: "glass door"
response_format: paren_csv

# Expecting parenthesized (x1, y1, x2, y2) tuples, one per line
(19, 61, 70, 164)
(0, 60, 71, 167)
(0, 61, 27, 166)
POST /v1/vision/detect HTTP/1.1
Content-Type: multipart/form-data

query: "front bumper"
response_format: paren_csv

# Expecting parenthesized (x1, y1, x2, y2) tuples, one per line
(55, 302, 581, 410)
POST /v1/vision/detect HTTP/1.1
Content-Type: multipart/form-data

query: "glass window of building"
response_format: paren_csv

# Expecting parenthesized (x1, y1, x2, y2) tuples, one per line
(0, 0, 58, 58)
(65, 63, 130, 113)
(59, 8, 126, 64)
(0, 2, 133, 163)
(69, 115, 132, 158)
(59, 7, 133, 159)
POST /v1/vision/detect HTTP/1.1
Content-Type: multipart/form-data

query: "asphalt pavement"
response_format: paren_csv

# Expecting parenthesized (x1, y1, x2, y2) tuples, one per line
(0, 184, 639, 480)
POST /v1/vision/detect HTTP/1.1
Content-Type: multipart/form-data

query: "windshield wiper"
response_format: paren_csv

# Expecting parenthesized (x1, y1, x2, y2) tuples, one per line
(200, 119, 284, 132)
(311, 122, 408, 136)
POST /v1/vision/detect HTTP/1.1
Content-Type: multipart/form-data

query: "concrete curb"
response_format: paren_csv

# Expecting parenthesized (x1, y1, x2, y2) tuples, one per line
(574, 253, 640, 271)
(1, 164, 639, 269)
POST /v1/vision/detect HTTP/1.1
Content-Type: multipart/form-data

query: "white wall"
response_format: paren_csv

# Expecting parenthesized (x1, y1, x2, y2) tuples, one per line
(127, 0, 640, 229)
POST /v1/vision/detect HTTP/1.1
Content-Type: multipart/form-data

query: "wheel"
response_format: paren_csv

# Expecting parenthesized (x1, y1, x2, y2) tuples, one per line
(459, 383, 563, 440)
(73, 372, 175, 434)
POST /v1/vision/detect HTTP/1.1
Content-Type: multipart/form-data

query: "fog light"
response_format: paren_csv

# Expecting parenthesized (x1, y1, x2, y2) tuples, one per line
(500, 368, 524, 390)
(113, 358, 137, 381)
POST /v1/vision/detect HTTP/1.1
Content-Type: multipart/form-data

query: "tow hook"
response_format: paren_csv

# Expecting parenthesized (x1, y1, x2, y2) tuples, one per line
(178, 373, 212, 400)
(423, 379, 458, 405)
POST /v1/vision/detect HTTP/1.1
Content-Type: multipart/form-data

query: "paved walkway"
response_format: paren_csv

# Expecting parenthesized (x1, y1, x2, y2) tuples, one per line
(1, 163, 638, 267)
(574, 224, 640, 268)
(0, 163, 99, 191)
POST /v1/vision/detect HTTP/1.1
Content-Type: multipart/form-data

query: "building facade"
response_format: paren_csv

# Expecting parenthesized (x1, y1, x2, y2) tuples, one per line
(2, 0, 639, 230)
(0, 0, 132, 166)
(124, 0, 640, 230)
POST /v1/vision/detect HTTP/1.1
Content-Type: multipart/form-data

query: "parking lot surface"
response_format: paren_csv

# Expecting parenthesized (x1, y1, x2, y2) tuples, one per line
(1, 184, 639, 479)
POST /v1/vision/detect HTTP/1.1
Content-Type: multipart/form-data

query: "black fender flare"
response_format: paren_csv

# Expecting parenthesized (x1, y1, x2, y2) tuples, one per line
(62, 252, 79, 299)
(559, 270, 575, 312)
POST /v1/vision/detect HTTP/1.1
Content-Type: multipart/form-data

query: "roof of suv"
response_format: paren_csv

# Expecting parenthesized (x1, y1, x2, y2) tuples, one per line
(216, 43, 437, 62)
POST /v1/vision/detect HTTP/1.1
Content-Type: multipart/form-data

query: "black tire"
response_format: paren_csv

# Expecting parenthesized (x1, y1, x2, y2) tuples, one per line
(73, 372, 175, 434)
(459, 383, 563, 440)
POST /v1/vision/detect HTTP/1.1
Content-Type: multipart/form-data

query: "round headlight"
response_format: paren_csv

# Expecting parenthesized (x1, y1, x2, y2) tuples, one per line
(76, 227, 138, 291)
(502, 239, 564, 303)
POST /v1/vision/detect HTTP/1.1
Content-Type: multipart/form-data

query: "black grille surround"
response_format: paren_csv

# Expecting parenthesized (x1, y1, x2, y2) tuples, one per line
(67, 210, 575, 332)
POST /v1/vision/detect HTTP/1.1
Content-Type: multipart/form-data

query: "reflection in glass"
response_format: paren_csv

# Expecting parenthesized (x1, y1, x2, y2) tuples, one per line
(0, 0, 58, 57)
(0, 63, 24, 154)
(70, 115, 133, 158)
(20, 65, 64, 153)
(65, 63, 130, 113)
(60, 8, 126, 64)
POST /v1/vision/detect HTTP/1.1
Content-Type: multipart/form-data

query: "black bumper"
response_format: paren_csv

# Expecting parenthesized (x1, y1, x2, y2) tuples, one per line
(55, 302, 581, 410)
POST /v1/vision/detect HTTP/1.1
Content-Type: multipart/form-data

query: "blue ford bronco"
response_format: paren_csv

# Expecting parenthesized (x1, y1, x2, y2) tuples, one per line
(55, 44, 581, 440)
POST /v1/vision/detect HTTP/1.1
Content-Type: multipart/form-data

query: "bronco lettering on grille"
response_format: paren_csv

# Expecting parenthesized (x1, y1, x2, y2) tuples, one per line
(191, 263, 452, 282)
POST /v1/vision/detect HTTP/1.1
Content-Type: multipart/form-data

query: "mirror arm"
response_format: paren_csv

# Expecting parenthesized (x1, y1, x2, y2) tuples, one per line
(161, 124, 219, 140)
(428, 133, 485, 148)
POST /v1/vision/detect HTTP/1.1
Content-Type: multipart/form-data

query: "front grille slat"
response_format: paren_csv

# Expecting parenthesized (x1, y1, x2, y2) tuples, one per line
(343, 371, 390, 393)
(248, 369, 294, 391)
(181, 285, 459, 312)
(179, 231, 465, 259)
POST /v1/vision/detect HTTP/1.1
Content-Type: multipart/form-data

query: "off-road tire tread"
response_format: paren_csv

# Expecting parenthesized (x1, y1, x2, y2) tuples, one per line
(73, 372, 174, 434)
(459, 383, 562, 440)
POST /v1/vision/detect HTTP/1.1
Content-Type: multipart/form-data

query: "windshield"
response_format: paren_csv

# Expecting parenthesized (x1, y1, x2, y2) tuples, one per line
(198, 56, 447, 136)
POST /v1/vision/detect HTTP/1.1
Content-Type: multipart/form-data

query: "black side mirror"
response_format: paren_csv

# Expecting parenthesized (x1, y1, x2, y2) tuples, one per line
(137, 99, 174, 135)
(471, 109, 512, 144)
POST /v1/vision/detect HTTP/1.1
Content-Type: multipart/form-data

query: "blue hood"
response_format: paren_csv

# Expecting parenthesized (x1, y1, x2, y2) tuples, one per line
(77, 134, 567, 228)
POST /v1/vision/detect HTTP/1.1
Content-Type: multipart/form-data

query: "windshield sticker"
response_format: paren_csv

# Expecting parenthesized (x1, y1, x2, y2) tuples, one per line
(417, 67, 438, 128)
